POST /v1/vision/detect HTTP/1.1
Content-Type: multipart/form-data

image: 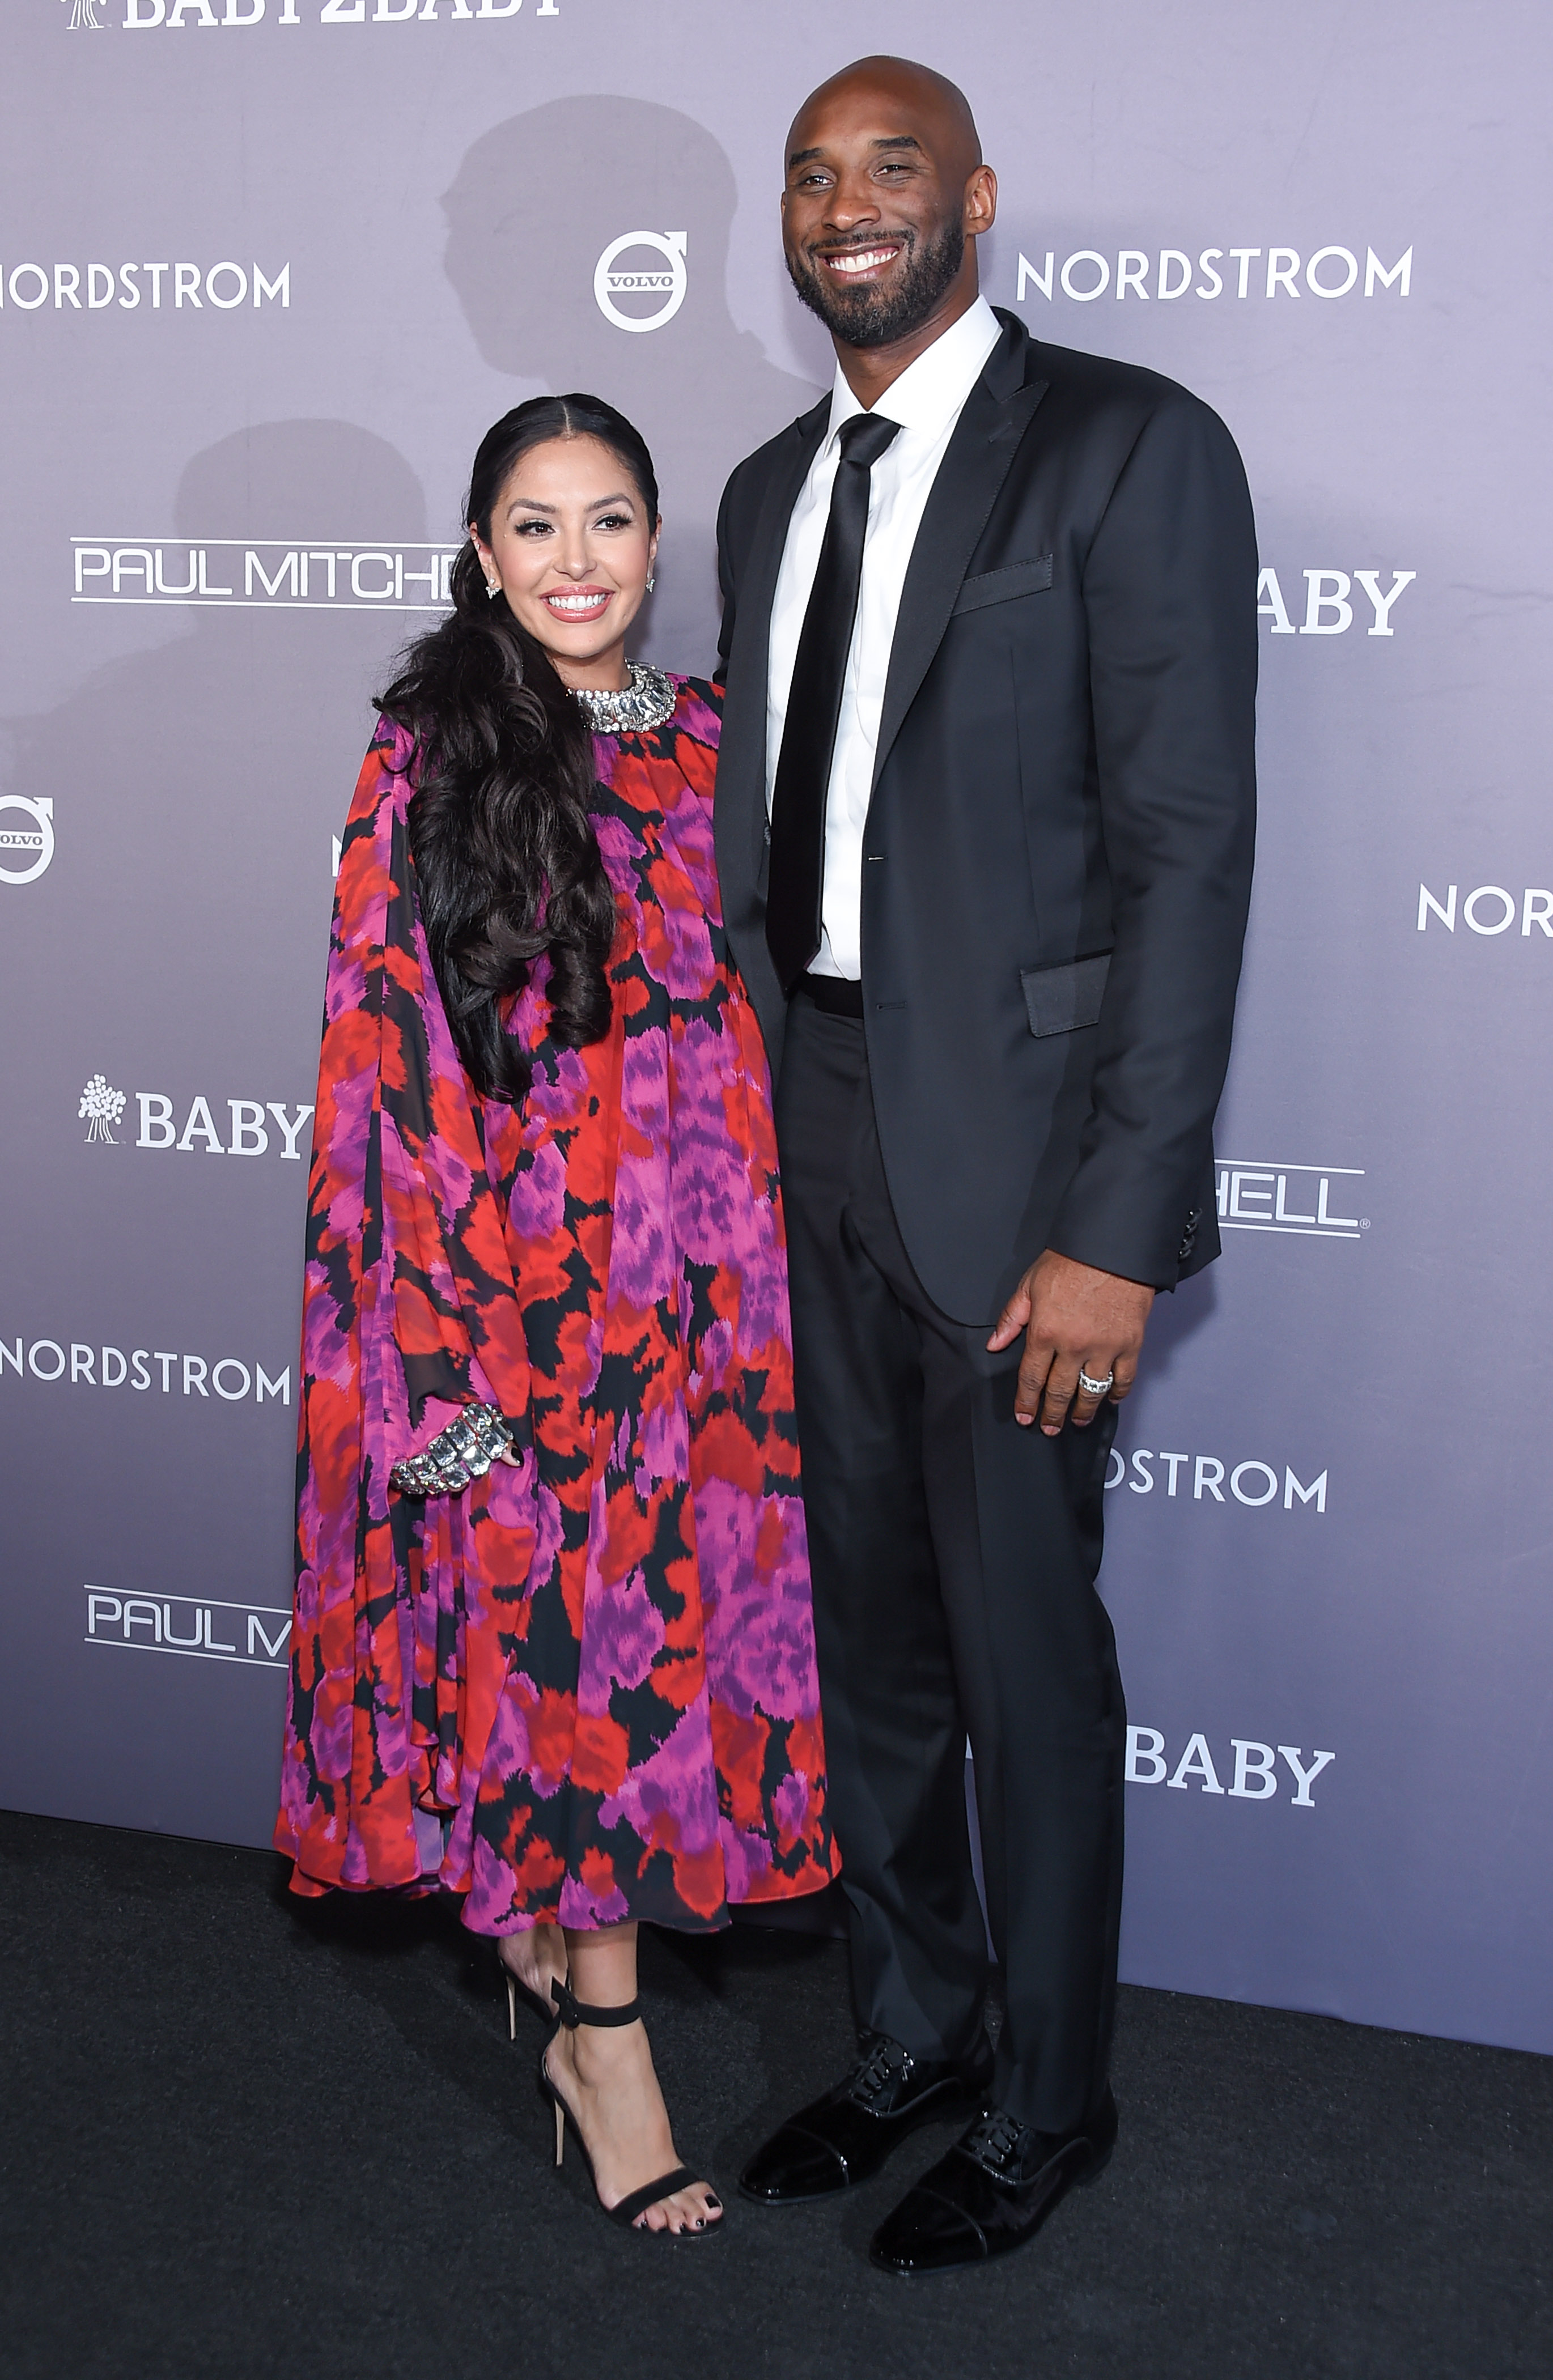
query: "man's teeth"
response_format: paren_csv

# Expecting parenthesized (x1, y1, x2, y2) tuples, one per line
(828, 248, 897, 274)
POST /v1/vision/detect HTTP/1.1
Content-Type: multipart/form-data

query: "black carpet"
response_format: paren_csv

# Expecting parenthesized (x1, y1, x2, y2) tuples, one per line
(0, 1810, 1547, 2380)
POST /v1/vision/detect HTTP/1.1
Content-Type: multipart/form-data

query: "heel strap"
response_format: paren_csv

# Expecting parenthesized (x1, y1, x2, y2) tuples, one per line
(551, 1978, 643, 2030)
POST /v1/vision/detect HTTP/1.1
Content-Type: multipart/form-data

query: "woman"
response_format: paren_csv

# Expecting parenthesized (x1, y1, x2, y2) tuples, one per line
(275, 396, 838, 2238)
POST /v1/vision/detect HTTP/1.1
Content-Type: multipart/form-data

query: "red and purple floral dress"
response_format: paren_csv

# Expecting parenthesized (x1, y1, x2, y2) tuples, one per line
(275, 676, 838, 1937)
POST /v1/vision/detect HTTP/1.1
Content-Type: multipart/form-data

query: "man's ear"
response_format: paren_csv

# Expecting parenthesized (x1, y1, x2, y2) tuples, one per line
(966, 165, 998, 235)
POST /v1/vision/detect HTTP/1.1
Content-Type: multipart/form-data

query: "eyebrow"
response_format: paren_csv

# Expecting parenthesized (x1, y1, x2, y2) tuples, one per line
(786, 133, 923, 169)
(506, 491, 635, 516)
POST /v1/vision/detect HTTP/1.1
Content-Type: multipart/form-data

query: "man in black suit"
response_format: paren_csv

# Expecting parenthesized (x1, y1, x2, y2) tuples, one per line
(718, 57, 1257, 2273)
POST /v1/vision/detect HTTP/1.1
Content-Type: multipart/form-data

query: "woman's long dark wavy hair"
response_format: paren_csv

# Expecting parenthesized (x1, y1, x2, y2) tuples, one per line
(376, 394, 660, 1102)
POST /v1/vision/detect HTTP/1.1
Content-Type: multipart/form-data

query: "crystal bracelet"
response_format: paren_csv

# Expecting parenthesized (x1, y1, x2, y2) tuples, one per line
(389, 1403, 515, 1499)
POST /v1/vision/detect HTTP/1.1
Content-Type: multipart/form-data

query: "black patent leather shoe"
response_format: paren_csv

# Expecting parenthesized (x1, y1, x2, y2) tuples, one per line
(868, 2089, 1118, 2275)
(739, 2030, 995, 2206)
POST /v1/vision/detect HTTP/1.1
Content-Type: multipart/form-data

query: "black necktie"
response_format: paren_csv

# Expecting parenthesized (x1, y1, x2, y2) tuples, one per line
(766, 410, 901, 992)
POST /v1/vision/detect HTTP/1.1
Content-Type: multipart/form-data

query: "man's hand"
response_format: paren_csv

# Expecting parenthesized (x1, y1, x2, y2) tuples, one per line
(987, 1250, 1155, 1434)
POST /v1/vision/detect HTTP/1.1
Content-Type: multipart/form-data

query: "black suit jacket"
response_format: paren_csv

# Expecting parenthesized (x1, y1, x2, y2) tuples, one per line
(714, 309, 1258, 1324)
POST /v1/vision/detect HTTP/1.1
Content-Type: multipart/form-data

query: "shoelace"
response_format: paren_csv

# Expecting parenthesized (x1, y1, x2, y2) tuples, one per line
(845, 2035, 914, 2109)
(962, 2107, 1029, 2173)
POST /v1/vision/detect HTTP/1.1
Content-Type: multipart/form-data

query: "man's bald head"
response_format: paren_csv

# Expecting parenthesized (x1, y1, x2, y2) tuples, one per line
(787, 56, 983, 183)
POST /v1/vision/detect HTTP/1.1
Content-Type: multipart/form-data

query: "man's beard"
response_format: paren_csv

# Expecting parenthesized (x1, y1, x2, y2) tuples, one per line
(786, 218, 966, 349)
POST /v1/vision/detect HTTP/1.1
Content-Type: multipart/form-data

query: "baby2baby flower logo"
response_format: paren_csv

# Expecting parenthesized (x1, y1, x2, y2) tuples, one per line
(79, 1076, 126, 1144)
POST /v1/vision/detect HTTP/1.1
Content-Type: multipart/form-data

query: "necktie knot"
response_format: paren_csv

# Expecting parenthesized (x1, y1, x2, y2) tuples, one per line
(837, 411, 901, 472)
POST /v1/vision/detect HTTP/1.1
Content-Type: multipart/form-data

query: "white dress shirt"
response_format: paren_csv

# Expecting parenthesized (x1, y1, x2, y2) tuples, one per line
(765, 293, 1003, 979)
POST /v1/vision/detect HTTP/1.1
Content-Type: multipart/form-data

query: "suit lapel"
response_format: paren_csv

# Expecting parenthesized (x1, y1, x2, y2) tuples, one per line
(718, 402, 829, 878)
(871, 344, 1049, 795)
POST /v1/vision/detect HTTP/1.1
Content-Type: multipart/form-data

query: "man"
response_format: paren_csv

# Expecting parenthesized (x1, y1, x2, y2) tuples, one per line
(715, 58, 1257, 2274)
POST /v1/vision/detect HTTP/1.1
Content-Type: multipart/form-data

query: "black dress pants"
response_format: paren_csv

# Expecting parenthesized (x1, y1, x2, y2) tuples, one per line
(775, 991, 1126, 2134)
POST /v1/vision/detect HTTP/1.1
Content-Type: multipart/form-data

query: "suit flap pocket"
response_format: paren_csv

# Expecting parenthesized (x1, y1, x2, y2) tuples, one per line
(951, 555, 1054, 616)
(1020, 952, 1111, 1038)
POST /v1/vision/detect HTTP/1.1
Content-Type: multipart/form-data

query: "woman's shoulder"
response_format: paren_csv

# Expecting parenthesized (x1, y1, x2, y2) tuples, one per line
(369, 709, 419, 777)
(667, 674, 724, 738)
(370, 709, 427, 790)
(334, 715, 418, 857)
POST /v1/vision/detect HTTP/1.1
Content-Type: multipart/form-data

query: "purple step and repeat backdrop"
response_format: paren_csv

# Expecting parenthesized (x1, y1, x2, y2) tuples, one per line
(3, 0, 1548, 2052)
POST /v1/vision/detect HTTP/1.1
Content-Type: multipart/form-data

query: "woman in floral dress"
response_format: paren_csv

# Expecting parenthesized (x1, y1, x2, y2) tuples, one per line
(275, 396, 837, 2239)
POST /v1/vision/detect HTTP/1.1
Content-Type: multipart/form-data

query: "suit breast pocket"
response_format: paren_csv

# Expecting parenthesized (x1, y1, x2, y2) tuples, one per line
(951, 554, 1054, 617)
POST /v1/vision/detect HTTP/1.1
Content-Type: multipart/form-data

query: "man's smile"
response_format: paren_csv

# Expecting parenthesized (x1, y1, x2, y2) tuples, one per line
(818, 242, 905, 283)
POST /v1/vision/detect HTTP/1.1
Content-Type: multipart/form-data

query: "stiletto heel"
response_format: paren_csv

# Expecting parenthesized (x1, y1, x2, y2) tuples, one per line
(537, 1980, 722, 2241)
(495, 1942, 566, 2041)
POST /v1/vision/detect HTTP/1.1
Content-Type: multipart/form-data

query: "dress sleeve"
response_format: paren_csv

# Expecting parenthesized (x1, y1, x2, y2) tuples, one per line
(280, 724, 541, 1893)
(303, 717, 536, 1501)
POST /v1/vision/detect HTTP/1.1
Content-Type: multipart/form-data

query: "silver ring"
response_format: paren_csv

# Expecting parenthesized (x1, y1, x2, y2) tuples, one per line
(1077, 1368, 1115, 1398)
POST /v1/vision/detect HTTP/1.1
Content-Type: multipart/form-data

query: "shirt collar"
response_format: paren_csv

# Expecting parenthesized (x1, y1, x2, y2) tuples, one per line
(824, 294, 1002, 447)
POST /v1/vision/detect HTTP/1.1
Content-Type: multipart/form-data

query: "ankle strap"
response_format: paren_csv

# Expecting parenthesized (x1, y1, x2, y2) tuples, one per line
(551, 1978, 643, 2030)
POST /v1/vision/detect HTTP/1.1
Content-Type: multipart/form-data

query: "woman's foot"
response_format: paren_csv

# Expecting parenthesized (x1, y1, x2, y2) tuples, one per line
(545, 2015, 724, 2235)
(498, 1923, 567, 2018)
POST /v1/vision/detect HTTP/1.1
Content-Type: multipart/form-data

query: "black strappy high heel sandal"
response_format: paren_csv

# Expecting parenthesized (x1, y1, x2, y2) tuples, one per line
(538, 1979, 723, 2240)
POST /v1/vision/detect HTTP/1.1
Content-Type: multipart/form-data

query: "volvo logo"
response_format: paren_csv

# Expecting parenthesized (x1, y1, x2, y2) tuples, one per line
(593, 231, 687, 334)
(0, 794, 54, 886)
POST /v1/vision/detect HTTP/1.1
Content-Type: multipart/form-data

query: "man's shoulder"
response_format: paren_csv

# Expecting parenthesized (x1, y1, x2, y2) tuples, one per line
(1015, 325, 1238, 457)
(733, 390, 830, 478)
(1025, 329, 1213, 419)
(719, 397, 829, 532)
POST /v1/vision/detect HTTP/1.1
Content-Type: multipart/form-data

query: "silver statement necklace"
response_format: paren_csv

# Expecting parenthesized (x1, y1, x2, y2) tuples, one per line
(570, 660, 677, 736)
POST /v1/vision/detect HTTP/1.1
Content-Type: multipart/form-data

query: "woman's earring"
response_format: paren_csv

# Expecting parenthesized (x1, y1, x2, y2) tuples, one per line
(486, 579, 501, 601)
(645, 572, 656, 592)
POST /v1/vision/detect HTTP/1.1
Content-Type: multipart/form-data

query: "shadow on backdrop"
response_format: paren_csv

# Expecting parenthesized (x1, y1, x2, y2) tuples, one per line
(8, 418, 428, 1067)
(443, 97, 822, 674)
(0, 420, 433, 1851)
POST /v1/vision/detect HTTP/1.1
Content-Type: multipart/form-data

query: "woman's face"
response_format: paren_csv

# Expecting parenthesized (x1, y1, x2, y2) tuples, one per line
(472, 433, 658, 690)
